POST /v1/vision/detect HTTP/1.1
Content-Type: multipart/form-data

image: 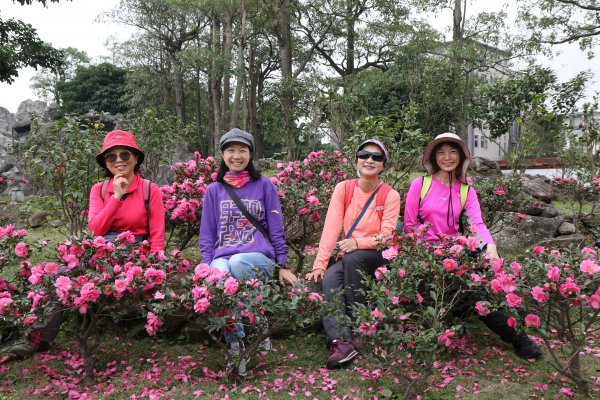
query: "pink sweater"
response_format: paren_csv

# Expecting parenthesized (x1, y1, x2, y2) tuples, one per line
(312, 180, 401, 271)
(403, 176, 494, 244)
(88, 174, 166, 253)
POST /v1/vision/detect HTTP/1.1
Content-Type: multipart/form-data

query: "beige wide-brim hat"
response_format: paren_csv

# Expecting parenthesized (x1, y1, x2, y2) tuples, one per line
(422, 132, 471, 183)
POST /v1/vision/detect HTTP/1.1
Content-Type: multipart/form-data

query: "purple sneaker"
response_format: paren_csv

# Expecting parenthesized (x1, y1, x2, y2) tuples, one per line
(326, 339, 358, 369)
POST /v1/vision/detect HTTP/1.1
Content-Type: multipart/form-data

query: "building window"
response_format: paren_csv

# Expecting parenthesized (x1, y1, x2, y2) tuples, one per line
(474, 134, 479, 148)
(481, 135, 488, 149)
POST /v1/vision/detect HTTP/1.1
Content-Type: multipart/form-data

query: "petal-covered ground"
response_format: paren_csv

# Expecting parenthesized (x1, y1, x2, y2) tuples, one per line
(1, 330, 599, 399)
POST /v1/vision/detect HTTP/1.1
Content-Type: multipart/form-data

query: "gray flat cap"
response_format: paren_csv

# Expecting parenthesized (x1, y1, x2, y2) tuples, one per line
(220, 128, 254, 152)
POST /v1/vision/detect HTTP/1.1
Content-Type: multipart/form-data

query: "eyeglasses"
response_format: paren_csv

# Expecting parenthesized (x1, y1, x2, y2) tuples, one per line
(104, 150, 133, 163)
(357, 150, 385, 162)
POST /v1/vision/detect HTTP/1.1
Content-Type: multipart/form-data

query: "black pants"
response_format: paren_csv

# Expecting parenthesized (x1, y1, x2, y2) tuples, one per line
(479, 311, 517, 343)
(322, 249, 385, 346)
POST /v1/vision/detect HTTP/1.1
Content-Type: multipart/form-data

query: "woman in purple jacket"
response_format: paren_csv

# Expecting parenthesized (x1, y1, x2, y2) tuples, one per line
(199, 128, 297, 375)
(403, 132, 541, 360)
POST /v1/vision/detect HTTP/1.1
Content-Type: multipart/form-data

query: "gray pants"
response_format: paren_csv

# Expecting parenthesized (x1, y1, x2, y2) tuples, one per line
(322, 249, 385, 346)
(32, 304, 63, 343)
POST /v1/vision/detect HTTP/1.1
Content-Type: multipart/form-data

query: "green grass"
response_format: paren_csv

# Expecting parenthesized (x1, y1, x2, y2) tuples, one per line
(552, 200, 596, 219)
(1, 319, 598, 399)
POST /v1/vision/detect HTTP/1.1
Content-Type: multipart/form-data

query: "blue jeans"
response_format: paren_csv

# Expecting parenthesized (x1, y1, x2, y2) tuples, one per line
(210, 252, 275, 342)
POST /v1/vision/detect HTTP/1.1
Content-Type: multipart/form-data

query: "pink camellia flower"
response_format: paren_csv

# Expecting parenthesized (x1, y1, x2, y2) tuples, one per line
(397, 268, 406, 278)
(145, 312, 162, 336)
(524, 314, 541, 328)
(63, 254, 80, 269)
(517, 213, 526, 220)
(358, 321, 377, 337)
(113, 279, 128, 293)
(310, 213, 320, 223)
(0, 294, 13, 314)
(443, 258, 458, 272)
(579, 259, 600, 274)
(371, 308, 384, 319)
(437, 329, 455, 347)
(547, 266, 561, 281)
(532, 245, 545, 254)
(475, 301, 490, 316)
(22, 315, 37, 326)
(194, 298, 210, 314)
(308, 292, 323, 302)
(306, 195, 319, 205)
(374, 266, 389, 280)
(507, 316, 517, 329)
(506, 293, 523, 308)
(299, 207, 310, 215)
(531, 286, 549, 304)
(581, 247, 597, 257)
(44, 262, 60, 275)
(466, 237, 479, 252)
(55, 276, 72, 292)
(495, 187, 506, 195)
(510, 261, 522, 273)
(382, 247, 398, 261)
(14, 242, 28, 258)
(416, 293, 423, 303)
(559, 277, 580, 297)
(587, 289, 600, 309)
(223, 277, 239, 295)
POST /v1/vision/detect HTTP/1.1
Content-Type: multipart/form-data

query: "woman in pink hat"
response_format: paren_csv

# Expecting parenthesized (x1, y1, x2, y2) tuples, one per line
(7, 130, 166, 360)
(403, 132, 541, 360)
(305, 139, 401, 370)
(88, 130, 165, 253)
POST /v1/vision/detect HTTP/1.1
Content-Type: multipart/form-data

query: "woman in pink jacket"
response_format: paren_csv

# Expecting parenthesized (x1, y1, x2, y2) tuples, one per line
(306, 139, 401, 370)
(403, 132, 541, 360)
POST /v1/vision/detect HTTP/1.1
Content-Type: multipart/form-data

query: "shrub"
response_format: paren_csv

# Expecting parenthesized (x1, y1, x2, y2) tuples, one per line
(160, 153, 219, 250)
(272, 150, 350, 272)
(482, 245, 600, 396)
(352, 228, 486, 399)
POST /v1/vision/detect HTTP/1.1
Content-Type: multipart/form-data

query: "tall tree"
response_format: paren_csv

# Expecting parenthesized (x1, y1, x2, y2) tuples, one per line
(520, 0, 600, 53)
(30, 47, 89, 105)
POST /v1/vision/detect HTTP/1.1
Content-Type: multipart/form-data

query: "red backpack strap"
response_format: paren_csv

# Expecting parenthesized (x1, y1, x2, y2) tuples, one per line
(142, 179, 151, 239)
(100, 180, 109, 202)
(375, 183, 392, 220)
(343, 179, 358, 211)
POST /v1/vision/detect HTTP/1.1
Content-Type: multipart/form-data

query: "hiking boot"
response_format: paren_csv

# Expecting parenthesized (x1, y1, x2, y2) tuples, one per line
(226, 340, 248, 377)
(7, 340, 49, 360)
(326, 339, 358, 370)
(512, 333, 542, 360)
(259, 337, 272, 355)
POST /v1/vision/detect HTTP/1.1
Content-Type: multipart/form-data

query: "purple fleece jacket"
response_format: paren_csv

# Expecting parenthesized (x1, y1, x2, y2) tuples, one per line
(199, 176, 288, 265)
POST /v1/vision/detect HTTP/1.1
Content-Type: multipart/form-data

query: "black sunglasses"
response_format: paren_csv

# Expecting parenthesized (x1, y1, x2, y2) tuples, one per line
(104, 150, 133, 163)
(357, 150, 385, 162)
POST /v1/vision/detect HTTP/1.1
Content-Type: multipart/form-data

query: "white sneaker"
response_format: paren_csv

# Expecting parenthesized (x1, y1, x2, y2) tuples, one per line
(259, 337, 272, 355)
(227, 340, 248, 377)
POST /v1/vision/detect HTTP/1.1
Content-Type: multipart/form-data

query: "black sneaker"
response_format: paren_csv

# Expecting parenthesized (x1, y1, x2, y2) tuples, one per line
(326, 339, 358, 369)
(512, 333, 542, 360)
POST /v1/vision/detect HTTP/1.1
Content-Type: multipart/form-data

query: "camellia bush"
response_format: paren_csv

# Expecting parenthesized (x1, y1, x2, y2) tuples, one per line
(481, 245, 600, 396)
(352, 227, 488, 399)
(160, 152, 219, 249)
(469, 174, 527, 235)
(0, 225, 36, 344)
(8, 233, 181, 382)
(272, 150, 350, 272)
(170, 263, 329, 380)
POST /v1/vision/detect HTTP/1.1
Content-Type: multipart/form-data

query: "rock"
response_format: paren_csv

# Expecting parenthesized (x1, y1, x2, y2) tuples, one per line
(0, 107, 16, 137)
(49, 219, 61, 228)
(28, 211, 49, 228)
(557, 221, 576, 236)
(521, 175, 556, 203)
(539, 234, 587, 249)
(495, 213, 564, 252)
(470, 157, 503, 176)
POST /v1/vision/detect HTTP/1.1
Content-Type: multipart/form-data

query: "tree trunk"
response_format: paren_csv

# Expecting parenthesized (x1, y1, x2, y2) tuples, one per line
(248, 42, 262, 159)
(211, 13, 223, 151)
(173, 57, 186, 123)
(222, 11, 233, 131)
(194, 69, 206, 156)
(230, 0, 247, 129)
(275, 0, 294, 160)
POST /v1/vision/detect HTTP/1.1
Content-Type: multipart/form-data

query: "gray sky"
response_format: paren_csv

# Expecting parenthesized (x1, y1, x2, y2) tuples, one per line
(1, 0, 598, 114)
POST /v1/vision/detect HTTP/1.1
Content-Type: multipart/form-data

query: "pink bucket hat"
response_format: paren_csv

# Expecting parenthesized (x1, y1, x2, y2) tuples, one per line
(96, 130, 145, 167)
(422, 132, 471, 183)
